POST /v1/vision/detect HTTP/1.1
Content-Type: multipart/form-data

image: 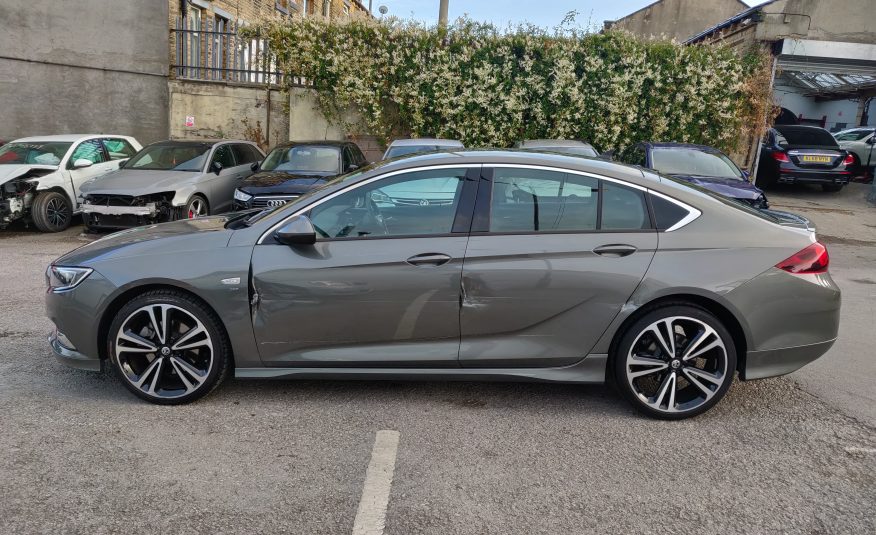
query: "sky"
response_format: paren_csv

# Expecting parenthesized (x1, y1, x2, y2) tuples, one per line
(370, 0, 772, 31)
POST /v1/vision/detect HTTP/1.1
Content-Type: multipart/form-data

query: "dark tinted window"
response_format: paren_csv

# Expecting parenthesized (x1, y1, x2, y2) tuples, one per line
(774, 127, 838, 148)
(650, 194, 689, 230)
(128, 143, 212, 171)
(102, 138, 137, 160)
(211, 145, 236, 168)
(490, 168, 599, 232)
(232, 144, 259, 164)
(601, 182, 649, 230)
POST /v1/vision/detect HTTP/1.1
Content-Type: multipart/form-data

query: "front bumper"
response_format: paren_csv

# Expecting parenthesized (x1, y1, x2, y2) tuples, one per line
(48, 329, 102, 371)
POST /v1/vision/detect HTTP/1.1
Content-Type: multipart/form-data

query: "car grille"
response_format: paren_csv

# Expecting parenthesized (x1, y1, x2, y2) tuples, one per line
(252, 195, 300, 208)
(83, 194, 139, 206)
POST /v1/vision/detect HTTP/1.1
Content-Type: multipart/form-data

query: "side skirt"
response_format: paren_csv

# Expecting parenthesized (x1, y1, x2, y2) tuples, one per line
(235, 354, 608, 384)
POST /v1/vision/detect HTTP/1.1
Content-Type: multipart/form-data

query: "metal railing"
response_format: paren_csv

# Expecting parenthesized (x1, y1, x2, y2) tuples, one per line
(172, 16, 293, 86)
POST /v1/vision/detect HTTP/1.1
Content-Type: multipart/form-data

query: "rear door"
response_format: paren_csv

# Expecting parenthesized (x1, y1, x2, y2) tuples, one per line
(459, 166, 658, 368)
(250, 165, 480, 367)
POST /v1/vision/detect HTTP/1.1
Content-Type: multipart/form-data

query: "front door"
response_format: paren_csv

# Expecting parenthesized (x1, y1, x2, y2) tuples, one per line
(460, 166, 658, 368)
(250, 166, 479, 367)
(67, 138, 118, 207)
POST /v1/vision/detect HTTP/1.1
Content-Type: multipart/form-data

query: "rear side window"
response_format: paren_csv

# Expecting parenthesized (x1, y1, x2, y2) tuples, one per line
(490, 168, 599, 232)
(649, 194, 690, 230)
(601, 182, 649, 230)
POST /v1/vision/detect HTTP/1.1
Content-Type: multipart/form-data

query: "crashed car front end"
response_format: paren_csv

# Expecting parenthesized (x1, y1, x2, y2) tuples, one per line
(81, 191, 180, 229)
(0, 167, 55, 229)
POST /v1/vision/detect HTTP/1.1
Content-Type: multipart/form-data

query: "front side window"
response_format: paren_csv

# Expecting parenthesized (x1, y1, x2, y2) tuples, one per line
(69, 139, 106, 167)
(309, 168, 467, 239)
(0, 142, 72, 165)
(834, 129, 874, 142)
(126, 143, 212, 171)
(232, 144, 260, 165)
(650, 148, 743, 180)
(262, 146, 341, 174)
(490, 168, 598, 232)
(102, 138, 137, 160)
(211, 145, 236, 169)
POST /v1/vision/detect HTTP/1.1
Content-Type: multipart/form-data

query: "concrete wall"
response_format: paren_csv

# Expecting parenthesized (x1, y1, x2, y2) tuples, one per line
(288, 87, 383, 161)
(604, 0, 748, 42)
(169, 80, 289, 150)
(756, 0, 876, 45)
(0, 0, 169, 144)
(774, 79, 874, 131)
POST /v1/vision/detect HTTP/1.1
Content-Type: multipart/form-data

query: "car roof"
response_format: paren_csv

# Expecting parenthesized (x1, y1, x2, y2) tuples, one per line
(11, 134, 135, 143)
(518, 139, 594, 148)
(387, 138, 464, 147)
(271, 140, 351, 149)
(641, 142, 722, 152)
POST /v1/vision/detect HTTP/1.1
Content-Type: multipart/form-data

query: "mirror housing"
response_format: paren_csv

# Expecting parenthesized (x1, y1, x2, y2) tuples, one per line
(251, 161, 260, 172)
(72, 159, 93, 169)
(211, 161, 223, 175)
(274, 215, 317, 246)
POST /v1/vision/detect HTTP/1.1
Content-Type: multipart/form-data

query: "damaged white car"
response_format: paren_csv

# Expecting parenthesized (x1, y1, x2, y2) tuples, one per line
(0, 135, 141, 232)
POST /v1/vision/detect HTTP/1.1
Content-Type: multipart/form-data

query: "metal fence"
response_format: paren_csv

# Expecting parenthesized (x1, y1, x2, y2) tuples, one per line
(172, 16, 290, 85)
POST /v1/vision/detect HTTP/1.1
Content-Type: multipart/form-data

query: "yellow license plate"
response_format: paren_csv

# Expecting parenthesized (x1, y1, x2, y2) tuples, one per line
(801, 155, 832, 163)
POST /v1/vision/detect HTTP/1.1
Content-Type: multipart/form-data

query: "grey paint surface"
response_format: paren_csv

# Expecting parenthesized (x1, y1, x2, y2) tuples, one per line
(604, 0, 748, 42)
(0, 0, 169, 143)
(47, 151, 841, 388)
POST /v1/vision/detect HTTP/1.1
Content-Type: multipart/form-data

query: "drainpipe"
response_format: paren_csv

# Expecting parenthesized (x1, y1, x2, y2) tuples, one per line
(266, 87, 272, 150)
(439, 0, 449, 26)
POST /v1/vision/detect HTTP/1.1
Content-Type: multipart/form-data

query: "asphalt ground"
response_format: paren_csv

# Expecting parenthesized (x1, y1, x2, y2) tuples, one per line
(0, 183, 874, 534)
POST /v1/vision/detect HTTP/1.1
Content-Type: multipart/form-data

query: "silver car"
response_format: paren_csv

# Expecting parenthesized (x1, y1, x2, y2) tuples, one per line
(515, 139, 599, 157)
(80, 140, 264, 229)
(383, 138, 464, 160)
(46, 151, 840, 419)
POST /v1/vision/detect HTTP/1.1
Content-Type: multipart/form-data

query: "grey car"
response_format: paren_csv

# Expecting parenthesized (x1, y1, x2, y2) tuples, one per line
(46, 151, 840, 419)
(80, 140, 264, 229)
(514, 139, 599, 157)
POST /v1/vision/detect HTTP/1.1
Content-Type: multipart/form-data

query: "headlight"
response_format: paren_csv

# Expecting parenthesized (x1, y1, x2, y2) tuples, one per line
(234, 189, 253, 202)
(46, 266, 93, 292)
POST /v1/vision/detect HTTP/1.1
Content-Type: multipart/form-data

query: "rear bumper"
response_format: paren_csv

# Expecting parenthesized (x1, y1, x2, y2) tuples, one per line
(776, 171, 850, 185)
(742, 338, 835, 380)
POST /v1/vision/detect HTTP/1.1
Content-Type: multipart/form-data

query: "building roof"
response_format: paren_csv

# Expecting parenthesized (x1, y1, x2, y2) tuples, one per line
(610, 0, 749, 28)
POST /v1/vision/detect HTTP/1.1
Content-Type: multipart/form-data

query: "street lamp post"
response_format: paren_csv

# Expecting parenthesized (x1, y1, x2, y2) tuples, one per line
(439, 0, 449, 26)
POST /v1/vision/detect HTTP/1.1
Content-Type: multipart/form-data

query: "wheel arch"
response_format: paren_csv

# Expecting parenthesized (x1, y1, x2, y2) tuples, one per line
(97, 282, 234, 367)
(607, 293, 750, 377)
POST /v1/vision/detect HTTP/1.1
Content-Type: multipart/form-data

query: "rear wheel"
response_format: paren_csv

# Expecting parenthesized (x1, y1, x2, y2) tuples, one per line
(612, 304, 736, 420)
(107, 290, 230, 405)
(821, 183, 843, 192)
(32, 191, 72, 232)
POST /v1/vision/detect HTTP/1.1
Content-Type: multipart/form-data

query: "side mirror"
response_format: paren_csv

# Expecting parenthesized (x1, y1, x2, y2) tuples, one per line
(867, 137, 876, 145)
(251, 161, 260, 172)
(211, 161, 223, 175)
(274, 215, 317, 246)
(72, 159, 93, 169)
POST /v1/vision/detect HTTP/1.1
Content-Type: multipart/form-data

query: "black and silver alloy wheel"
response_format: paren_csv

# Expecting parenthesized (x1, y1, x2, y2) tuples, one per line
(32, 190, 72, 232)
(614, 305, 736, 419)
(108, 290, 229, 404)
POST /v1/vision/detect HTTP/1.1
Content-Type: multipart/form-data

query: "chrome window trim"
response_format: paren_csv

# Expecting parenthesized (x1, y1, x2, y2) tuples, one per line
(257, 164, 477, 244)
(647, 189, 702, 232)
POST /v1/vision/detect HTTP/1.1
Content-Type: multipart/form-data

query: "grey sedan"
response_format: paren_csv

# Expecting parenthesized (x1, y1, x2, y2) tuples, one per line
(46, 151, 840, 419)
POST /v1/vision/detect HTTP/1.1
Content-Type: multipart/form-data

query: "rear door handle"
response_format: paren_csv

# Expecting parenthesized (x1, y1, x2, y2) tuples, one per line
(406, 253, 452, 266)
(593, 244, 637, 257)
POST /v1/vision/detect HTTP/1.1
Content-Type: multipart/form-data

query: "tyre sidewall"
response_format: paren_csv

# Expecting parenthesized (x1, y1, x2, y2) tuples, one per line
(107, 291, 229, 405)
(33, 191, 72, 232)
(612, 304, 737, 420)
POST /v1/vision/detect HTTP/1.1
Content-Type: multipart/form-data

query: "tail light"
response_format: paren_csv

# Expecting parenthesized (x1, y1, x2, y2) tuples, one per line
(776, 242, 829, 275)
(842, 154, 855, 166)
(771, 152, 790, 163)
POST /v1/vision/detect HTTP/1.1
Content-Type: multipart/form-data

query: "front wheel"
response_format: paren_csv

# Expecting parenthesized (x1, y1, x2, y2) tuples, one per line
(612, 304, 736, 420)
(107, 290, 231, 404)
(185, 195, 209, 219)
(31, 191, 72, 232)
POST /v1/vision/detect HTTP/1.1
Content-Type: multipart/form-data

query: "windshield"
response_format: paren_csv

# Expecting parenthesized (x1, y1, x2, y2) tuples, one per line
(650, 148, 743, 179)
(775, 127, 838, 148)
(262, 146, 340, 174)
(126, 144, 211, 171)
(834, 129, 873, 142)
(385, 145, 453, 159)
(0, 142, 72, 165)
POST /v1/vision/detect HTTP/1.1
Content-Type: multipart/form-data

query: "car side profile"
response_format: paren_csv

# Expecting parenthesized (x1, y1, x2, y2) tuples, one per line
(46, 151, 840, 419)
(0, 134, 142, 231)
(834, 127, 875, 176)
(80, 140, 264, 229)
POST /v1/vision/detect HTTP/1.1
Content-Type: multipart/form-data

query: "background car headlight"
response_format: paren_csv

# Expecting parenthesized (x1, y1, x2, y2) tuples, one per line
(46, 266, 93, 292)
(234, 189, 253, 202)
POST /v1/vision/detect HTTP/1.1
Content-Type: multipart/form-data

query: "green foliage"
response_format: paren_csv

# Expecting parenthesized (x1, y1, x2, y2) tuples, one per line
(250, 17, 767, 152)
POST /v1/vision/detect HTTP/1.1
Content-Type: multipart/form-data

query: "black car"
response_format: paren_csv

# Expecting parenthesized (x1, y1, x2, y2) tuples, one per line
(232, 141, 367, 210)
(757, 125, 854, 192)
(619, 142, 769, 209)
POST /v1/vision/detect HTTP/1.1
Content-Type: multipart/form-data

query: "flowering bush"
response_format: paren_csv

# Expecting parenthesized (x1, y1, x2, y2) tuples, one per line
(251, 17, 768, 153)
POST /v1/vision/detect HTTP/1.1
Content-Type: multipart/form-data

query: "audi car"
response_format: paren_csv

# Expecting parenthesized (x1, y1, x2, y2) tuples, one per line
(757, 125, 854, 191)
(232, 141, 367, 211)
(46, 151, 840, 419)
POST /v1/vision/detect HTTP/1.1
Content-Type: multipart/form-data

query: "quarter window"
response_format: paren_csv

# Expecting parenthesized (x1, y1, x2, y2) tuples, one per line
(69, 139, 106, 167)
(309, 168, 467, 239)
(649, 194, 690, 230)
(489, 168, 598, 232)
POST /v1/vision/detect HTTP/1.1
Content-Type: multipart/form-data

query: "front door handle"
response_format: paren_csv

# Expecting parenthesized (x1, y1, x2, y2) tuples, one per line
(406, 253, 452, 266)
(593, 244, 637, 257)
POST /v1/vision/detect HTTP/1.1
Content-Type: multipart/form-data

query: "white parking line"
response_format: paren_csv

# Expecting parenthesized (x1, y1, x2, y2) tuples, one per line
(352, 430, 400, 535)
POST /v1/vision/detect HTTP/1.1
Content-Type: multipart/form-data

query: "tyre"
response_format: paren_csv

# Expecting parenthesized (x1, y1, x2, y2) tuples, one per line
(106, 289, 231, 404)
(185, 195, 209, 219)
(612, 304, 737, 420)
(31, 190, 72, 232)
(821, 183, 843, 192)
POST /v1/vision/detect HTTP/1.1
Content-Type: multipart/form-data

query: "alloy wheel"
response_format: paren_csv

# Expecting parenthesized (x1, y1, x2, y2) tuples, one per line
(188, 198, 207, 219)
(625, 316, 729, 414)
(46, 197, 70, 229)
(114, 304, 214, 399)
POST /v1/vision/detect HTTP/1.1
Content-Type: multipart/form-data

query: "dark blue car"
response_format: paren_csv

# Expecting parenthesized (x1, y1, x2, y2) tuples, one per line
(619, 142, 768, 209)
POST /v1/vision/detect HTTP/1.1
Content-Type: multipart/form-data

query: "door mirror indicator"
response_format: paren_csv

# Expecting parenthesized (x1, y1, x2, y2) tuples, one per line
(275, 215, 317, 246)
(72, 159, 93, 169)
(211, 161, 223, 175)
